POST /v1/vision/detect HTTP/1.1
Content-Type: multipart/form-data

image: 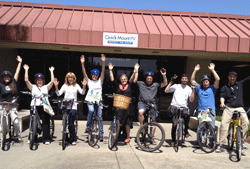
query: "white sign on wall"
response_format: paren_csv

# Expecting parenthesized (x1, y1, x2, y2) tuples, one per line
(103, 32, 138, 47)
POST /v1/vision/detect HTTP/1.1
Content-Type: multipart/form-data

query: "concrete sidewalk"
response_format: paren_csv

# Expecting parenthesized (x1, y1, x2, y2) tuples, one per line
(0, 120, 249, 169)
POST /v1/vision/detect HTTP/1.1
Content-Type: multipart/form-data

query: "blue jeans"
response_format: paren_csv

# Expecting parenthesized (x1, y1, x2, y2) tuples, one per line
(86, 101, 103, 137)
(68, 109, 77, 143)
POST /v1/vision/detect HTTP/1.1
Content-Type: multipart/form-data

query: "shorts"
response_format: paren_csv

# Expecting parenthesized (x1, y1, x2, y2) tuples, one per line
(138, 102, 158, 121)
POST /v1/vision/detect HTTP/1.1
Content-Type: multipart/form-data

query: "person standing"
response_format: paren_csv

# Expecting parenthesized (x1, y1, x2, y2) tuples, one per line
(81, 54, 106, 142)
(165, 74, 195, 147)
(54, 73, 86, 145)
(216, 71, 249, 153)
(108, 62, 139, 143)
(0, 55, 23, 142)
(23, 64, 55, 145)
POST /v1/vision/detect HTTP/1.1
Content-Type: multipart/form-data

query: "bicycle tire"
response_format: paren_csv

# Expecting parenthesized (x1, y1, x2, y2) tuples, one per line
(62, 116, 67, 150)
(8, 115, 12, 140)
(182, 120, 185, 143)
(1, 115, 7, 150)
(88, 116, 101, 147)
(50, 116, 55, 138)
(236, 126, 242, 161)
(227, 123, 234, 151)
(197, 121, 216, 153)
(108, 118, 120, 150)
(174, 122, 181, 152)
(29, 115, 37, 150)
(136, 122, 165, 152)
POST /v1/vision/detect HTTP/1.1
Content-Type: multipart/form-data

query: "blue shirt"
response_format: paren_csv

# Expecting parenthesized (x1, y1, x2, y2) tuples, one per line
(196, 84, 217, 112)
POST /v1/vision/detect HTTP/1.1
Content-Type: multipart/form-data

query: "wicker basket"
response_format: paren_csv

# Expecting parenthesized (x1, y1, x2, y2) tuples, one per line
(113, 94, 132, 110)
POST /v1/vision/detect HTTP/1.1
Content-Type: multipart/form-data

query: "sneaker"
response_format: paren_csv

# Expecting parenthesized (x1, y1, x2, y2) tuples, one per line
(185, 133, 191, 138)
(27, 140, 30, 144)
(151, 138, 156, 145)
(243, 142, 248, 150)
(45, 141, 50, 145)
(85, 128, 90, 133)
(72, 142, 76, 146)
(170, 142, 175, 147)
(215, 145, 224, 153)
(100, 137, 103, 142)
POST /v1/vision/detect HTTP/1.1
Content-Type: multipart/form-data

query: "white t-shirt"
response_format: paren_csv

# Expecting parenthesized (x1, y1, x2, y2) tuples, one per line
(85, 78, 103, 103)
(170, 84, 192, 108)
(31, 85, 48, 106)
(56, 84, 85, 110)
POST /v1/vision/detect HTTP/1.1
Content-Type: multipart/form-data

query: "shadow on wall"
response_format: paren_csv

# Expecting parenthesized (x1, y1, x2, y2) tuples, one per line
(0, 25, 29, 41)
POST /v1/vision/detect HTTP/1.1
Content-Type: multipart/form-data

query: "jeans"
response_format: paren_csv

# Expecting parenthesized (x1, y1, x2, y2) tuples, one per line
(67, 109, 77, 143)
(86, 101, 103, 137)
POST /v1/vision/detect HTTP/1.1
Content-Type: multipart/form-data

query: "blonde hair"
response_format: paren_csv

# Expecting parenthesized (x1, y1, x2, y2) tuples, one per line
(120, 74, 128, 81)
(65, 72, 76, 86)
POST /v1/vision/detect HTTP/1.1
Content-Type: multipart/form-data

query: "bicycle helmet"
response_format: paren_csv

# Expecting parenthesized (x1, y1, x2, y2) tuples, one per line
(1, 70, 12, 78)
(200, 74, 211, 82)
(34, 73, 44, 80)
(146, 71, 154, 76)
(91, 69, 100, 75)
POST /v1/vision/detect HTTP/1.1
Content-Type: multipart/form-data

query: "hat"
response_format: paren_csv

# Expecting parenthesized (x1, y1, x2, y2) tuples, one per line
(228, 71, 237, 76)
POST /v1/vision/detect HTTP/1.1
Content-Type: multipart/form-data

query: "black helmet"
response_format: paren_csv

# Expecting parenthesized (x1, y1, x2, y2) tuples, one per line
(1, 70, 12, 78)
(201, 74, 211, 82)
(34, 73, 44, 80)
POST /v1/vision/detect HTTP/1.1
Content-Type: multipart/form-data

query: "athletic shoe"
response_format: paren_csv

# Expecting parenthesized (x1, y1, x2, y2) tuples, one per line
(85, 128, 90, 133)
(45, 141, 50, 145)
(243, 142, 248, 150)
(215, 145, 224, 153)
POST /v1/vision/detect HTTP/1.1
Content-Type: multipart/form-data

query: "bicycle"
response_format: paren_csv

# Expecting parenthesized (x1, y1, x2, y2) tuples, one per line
(84, 101, 107, 147)
(21, 91, 54, 150)
(196, 107, 216, 153)
(0, 98, 19, 150)
(224, 106, 249, 161)
(173, 107, 188, 152)
(136, 101, 165, 152)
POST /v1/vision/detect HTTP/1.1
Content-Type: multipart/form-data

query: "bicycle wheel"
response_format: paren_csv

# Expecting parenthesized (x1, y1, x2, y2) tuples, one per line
(197, 121, 216, 153)
(50, 116, 55, 138)
(88, 116, 101, 147)
(1, 115, 7, 150)
(227, 123, 234, 151)
(108, 118, 120, 150)
(174, 122, 181, 152)
(136, 122, 165, 152)
(236, 126, 242, 161)
(29, 115, 37, 150)
(62, 116, 67, 150)
(181, 120, 185, 143)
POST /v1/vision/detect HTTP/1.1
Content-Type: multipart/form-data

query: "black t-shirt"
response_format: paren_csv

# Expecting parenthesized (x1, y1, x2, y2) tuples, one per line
(0, 78, 18, 102)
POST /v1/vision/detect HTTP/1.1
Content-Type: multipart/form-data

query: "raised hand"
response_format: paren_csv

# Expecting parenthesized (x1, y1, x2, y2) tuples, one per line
(208, 63, 215, 71)
(171, 74, 178, 81)
(101, 54, 106, 62)
(81, 78, 88, 86)
(160, 68, 167, 76)
(23, 64, 29, 70)
(54, 78, 59, 86)
(134, 63, 140, 70)
(16, 55, 22, 62)
(80, 55, 85, 63)
(194, 64, 201, 71)
(108, 62, 114, 70)
(49, 66, 55, 72)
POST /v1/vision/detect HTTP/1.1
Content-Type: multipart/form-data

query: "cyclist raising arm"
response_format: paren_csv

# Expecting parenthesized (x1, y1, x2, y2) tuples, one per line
(216, 71, 249, 153)
(109, 62, 139, 143)
(54, 73, 87, 145)
(190, 63, 220, 147)
(80, 54, 106, 142)
(23, 64, 55, 145)
(0, 55, 23, 142)
(165, 74, 195, 147)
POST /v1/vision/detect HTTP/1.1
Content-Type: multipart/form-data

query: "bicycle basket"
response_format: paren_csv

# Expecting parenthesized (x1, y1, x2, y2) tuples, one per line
(113, 94, 132, 110)
(198, 109, 212, 123)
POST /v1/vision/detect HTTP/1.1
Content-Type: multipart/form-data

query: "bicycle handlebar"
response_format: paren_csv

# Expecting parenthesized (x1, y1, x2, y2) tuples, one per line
(222, 106, 247, 114)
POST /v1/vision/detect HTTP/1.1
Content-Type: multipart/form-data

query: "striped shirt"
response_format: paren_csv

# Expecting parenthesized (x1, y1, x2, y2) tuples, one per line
(137, 81, 160, 103)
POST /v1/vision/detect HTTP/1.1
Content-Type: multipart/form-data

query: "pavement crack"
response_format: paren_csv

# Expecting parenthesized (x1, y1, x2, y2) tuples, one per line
(114, 151, 121, 169)
(129, 143, 144, 169)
